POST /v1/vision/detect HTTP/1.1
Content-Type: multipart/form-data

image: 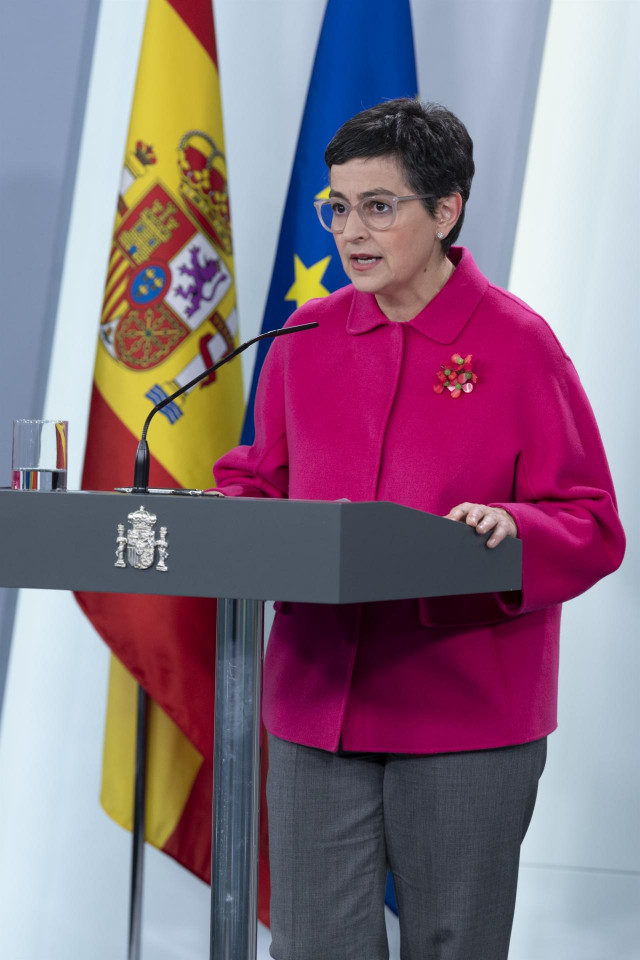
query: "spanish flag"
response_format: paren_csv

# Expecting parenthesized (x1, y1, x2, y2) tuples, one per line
(75, 0, 270, 924)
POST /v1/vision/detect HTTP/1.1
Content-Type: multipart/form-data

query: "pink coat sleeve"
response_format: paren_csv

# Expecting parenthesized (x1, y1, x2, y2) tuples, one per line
(491, 326, 625, 615)
(213, 335, 289, 499)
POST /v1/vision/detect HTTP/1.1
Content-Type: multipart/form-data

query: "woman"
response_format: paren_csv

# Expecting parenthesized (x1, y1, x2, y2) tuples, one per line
(214, 100, 625, 960)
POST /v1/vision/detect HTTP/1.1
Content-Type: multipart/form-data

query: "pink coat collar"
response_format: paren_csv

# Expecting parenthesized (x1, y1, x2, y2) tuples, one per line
(345, 246, 490, 344)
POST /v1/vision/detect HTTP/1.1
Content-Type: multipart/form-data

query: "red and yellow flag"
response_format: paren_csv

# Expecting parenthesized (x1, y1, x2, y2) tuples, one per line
(76, 0, 270, 924)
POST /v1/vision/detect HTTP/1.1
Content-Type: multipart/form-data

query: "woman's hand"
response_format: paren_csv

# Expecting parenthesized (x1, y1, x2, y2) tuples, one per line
(444, 502, 517, 549)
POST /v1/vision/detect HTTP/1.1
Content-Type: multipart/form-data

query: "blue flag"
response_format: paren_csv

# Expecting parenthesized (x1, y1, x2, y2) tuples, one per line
(240, 0, 417, 443)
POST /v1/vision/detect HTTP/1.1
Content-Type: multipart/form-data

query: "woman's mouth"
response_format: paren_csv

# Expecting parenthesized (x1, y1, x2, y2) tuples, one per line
(350, 255, 382, 271)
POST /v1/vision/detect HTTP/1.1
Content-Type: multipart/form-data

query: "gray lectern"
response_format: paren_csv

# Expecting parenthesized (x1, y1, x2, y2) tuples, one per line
(0, 489, 521, 960)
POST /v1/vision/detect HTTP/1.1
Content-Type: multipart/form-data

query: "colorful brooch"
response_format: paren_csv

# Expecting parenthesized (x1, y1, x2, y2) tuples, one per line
(433, 353, 477, 398)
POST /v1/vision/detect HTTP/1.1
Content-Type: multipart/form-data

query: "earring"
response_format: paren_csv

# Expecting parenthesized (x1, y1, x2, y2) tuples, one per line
(436, 231, 444, 240)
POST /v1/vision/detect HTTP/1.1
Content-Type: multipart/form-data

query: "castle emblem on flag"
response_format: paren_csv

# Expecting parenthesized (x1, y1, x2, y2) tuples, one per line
(115, 505, 169, 572)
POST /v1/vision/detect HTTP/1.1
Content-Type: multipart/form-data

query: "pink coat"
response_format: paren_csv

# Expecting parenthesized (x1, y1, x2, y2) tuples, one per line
(214, 247, 625, 753)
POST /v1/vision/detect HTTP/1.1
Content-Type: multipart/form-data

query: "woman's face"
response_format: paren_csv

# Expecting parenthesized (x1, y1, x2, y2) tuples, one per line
(328, 155, 440, 302)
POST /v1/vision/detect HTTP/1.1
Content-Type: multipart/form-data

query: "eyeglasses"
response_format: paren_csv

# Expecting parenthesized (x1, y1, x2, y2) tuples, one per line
(313, 194, 433, 234)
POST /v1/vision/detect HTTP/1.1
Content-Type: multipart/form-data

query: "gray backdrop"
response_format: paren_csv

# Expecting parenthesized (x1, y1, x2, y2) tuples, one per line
(0, 0, 100, 712)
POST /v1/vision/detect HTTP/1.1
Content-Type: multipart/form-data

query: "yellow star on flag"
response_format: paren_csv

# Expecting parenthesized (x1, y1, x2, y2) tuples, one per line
(285, 254, 331, 309)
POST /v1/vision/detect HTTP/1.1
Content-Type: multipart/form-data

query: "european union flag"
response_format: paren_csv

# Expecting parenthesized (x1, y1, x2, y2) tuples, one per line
(241, 0, 417, 443)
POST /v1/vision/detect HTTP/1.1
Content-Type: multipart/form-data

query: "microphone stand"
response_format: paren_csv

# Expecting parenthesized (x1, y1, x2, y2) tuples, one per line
(126, 321, 317, 960)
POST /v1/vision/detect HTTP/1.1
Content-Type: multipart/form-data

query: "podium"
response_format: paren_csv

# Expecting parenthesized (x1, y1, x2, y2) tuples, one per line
(0, 489, 521, 960)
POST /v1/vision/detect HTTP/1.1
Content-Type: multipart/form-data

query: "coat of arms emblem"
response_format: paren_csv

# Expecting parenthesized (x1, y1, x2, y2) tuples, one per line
(99, 132, 235, 411)
(114, 505, 168, 572)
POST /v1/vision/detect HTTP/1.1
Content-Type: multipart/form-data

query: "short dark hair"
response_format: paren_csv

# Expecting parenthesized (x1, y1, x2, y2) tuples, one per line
(324, 98, 474, 253)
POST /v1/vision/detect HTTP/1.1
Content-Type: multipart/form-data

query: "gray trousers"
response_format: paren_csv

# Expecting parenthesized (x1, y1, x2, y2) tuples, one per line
(267, 733, 547, 960)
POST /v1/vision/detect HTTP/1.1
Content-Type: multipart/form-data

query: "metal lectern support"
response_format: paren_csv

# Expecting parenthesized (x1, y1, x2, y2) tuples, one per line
(211, 598, 264, 960)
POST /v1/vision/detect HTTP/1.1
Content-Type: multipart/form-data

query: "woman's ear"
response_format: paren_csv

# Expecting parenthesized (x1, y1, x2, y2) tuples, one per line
(436, 193, 463, 237)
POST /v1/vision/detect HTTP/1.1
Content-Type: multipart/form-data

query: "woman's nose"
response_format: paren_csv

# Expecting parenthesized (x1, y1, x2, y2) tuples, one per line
(341, 207, 369, 241)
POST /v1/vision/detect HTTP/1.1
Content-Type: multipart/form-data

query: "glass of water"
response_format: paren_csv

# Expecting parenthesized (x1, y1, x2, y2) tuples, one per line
(11, 419, 68, 490)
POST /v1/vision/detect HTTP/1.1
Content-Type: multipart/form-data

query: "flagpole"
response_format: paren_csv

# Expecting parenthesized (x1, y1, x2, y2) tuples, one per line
(128, 685, 148, 960)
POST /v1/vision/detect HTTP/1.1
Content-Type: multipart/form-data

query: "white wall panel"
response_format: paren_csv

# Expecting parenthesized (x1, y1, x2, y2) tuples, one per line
(509, 1, 639, 951)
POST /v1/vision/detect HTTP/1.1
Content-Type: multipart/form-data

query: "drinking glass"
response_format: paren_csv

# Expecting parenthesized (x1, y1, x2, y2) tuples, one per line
(11, 419, 68, 490)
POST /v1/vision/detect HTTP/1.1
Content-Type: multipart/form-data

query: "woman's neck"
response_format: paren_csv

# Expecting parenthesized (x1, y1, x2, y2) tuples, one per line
(376, 255, 455, 323)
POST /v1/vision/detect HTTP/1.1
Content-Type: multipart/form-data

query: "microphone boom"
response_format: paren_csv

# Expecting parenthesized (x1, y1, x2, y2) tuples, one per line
(131, 322, 318, 492)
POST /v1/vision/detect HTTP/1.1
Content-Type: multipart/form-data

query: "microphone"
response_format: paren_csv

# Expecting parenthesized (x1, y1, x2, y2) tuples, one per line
(131, 322, 318, 492)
